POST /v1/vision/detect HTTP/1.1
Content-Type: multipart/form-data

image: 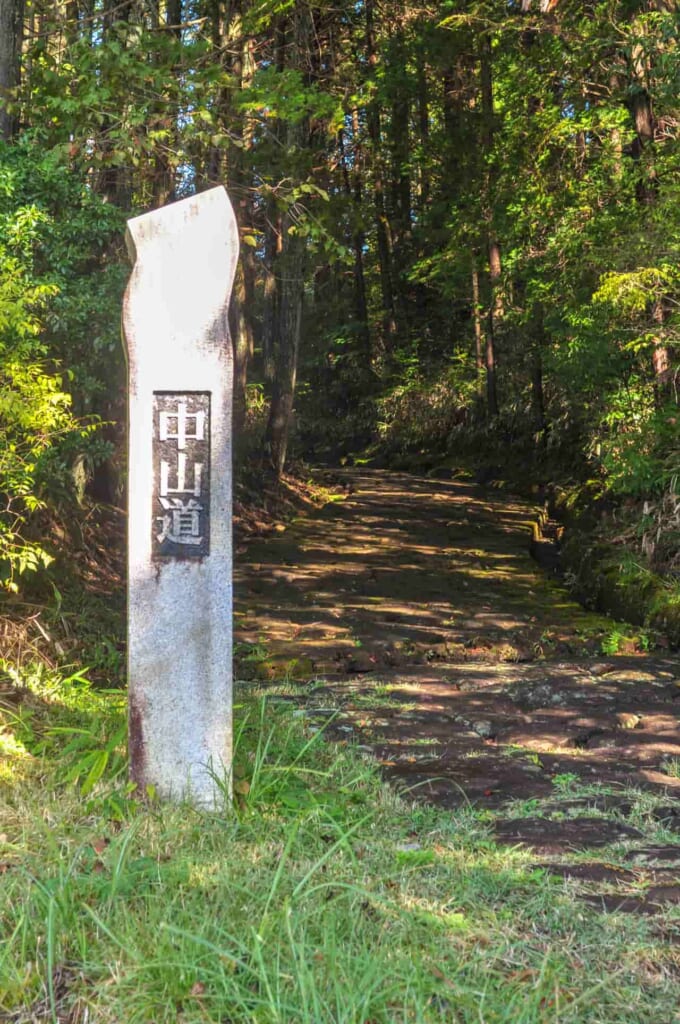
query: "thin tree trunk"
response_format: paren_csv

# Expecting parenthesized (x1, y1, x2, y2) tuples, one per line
(230, 264, 252, 434)
(484, 303, 499, 418)
(151, 0, 181, 205)
(532, 351, 548, 444)
(264, 7, 309, 475)
(265, 232, 305, 475)
(519, 0, 553, 443)
(366, 0, 396, 347)
(339, 123, 370, 359)
(205, 0, 235, 188)
(261, 16, 285, 392)
(389, 36, 411, 249)
(471, 259, 484, 376)
(0, 0, 25, 140)
(228, 6, 256, 435)
(480, 31, 500, 417)
(262, 207, 281, 389)
(627, 2, 674, 399)
(651, 298, 671, 407)
(388, 32, 411, 328)
(416, 42, 429, 211)
(98, 0, 133, 205)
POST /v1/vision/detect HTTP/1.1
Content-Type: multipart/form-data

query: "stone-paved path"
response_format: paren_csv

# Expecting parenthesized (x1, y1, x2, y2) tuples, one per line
(234, 470, 680, 915)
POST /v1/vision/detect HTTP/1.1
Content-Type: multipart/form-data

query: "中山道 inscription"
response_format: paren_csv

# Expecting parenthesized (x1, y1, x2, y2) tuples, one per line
(153, 393, 210, 557)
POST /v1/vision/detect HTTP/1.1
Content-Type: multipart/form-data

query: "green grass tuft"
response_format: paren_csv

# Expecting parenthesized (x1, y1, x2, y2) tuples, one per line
(1, 667, 679, 1022)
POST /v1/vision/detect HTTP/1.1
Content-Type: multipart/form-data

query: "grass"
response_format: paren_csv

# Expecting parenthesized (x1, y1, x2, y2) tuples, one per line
(1, 667, 680, 1022)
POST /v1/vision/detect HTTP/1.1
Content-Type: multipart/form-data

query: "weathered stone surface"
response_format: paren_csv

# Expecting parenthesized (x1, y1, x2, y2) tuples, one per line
(470, 719, 495, 739)
(123, 187, 238, 807)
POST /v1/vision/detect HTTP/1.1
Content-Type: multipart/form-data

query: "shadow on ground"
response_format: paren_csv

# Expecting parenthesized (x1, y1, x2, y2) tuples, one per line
(235, 469, 680, 917)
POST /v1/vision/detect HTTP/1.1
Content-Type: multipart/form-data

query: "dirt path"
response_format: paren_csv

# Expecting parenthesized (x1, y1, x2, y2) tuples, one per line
(235, 470, 680, 914)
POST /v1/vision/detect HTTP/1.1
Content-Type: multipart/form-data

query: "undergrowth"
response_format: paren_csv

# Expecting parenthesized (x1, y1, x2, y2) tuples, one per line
(1, 668, 679, 1022)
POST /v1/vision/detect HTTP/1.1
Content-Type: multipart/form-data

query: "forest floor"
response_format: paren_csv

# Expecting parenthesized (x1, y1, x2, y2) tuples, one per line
(235, 468, 680, 918)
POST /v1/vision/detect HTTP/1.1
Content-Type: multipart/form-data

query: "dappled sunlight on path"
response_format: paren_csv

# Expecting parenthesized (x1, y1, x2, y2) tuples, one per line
(235, 469, 680, 898)
(235, 470, 606, 670)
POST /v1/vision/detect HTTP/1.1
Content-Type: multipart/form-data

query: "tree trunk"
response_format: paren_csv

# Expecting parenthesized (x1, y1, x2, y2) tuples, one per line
(265, 231, 305, 476)
(0, 0, 24, 140)
(262, 207, 281, 389)
(97, 0, 134, 206)
(204, 0, 238, 188)
(651, 298, 672, 407)
(366, 0, 396, 347)
(484, 300, 499, 418)
(230, 263, 253, 434)
(532, 351, 548, 444)
(388, 33, 411, 330)
(228, 6, 256, 436)
(480, 31, 500, 417)
(151, 0, 181, 205)
(388, 35, 411, 250)
(416, 41, 430, 211)
(471, 258, 484, 376)
(519, 0, 553, 443)
(264, 6, 309, 476)
(339, 122, 370, 359)
(627, 2, 674, 398)
(261, 17, 285, 392)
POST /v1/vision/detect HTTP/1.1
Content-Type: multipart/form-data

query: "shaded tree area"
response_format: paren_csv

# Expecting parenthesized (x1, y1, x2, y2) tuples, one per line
(0, 0, 678, 593)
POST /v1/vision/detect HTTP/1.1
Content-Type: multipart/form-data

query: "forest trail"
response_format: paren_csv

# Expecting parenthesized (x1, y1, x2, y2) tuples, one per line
(235, 470, 680, 910)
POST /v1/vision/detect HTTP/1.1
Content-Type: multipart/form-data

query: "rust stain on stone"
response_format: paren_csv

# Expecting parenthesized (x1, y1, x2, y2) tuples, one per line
(128, 690, 147, 788)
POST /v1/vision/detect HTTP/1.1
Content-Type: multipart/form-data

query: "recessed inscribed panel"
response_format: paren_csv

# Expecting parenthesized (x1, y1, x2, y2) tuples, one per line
(152, 392, 210, 558)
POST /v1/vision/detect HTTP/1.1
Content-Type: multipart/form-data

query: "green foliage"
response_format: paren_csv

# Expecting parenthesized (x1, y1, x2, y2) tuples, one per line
(0, 145, 118, 593)
(599, 402, 678, 497)
(0, 139, 125, 590)
(593, 266, 678, 316)
(0, 0, 678, 614)
(600, 629, 629, 656)
(0, 658, 127, 791)
(238, 66, 343, 128)
(6, 0, 678, 513)
(375, 362, 475, 457)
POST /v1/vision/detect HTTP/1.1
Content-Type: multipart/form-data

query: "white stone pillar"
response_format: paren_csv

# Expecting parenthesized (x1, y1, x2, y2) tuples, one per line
(123, 187, 238, 807)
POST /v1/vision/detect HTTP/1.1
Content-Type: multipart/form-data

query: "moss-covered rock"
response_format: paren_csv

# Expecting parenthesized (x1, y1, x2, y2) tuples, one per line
(559, 531, 680, 648)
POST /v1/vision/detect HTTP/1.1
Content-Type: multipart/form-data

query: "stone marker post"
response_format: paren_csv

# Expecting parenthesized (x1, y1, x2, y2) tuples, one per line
(123, 187, 239, 807)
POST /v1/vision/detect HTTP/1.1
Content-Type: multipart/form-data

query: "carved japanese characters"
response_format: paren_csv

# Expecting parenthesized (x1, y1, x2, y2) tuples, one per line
(153, 393, 210, 556)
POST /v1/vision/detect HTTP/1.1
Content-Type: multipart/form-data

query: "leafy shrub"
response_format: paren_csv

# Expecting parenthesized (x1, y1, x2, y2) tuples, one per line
(376, 364, 473, 456)
(0, 139, 123, 591)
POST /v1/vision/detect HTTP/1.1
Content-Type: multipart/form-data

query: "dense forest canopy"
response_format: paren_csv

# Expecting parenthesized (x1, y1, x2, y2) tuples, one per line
(0, 0, 678, 592)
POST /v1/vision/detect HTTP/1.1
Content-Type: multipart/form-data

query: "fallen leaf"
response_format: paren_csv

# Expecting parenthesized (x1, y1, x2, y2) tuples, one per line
(508, 969, 539, 982)
(429, 964, 457, 990)
(616, 712, 642, 730)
